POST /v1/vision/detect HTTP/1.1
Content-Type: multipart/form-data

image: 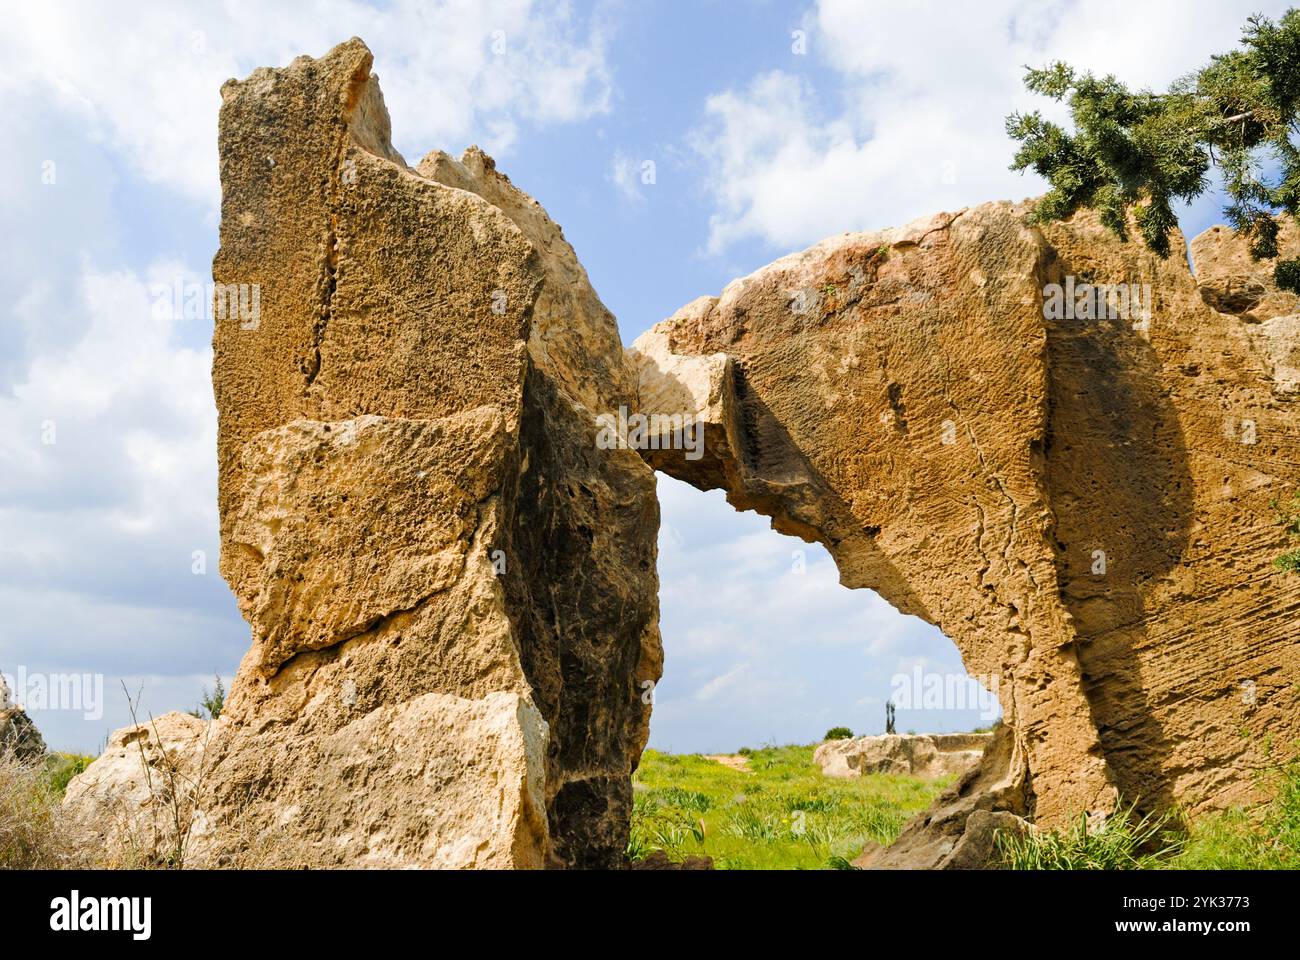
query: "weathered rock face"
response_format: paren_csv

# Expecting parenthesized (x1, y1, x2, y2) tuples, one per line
(815, 733, 991, 780)
(197, 38, 659, 868)
(0, 673, 46, 762)
(854, 808, 1032, 871)
(1191, 222, 1300, 393)
(632, 203, 1300, 851)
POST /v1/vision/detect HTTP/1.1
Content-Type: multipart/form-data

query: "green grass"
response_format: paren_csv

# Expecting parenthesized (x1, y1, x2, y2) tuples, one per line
(995, 760, 1300, 870)
(629, 744, 948, 869)
(1, 751, 96, 868)
(995, 804, 1182, 870)
(1272, 489, 1300, 574)
(1165, 760, 1300, 869)
(43, 752, 95, 797)
(635, 745, 1300, 871)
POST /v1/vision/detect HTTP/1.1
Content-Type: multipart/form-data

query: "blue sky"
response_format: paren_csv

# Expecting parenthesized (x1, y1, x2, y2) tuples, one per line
(0, 0, 1283, 753)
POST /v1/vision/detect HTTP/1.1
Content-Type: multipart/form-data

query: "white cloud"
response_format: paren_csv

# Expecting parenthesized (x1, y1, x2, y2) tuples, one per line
(694, 0, 1291, 253)
(608, 149, 647, 205)
(693, 662, 750, 702)
(649, 475, 972, 753)
(0, 0, 614, 211)
(0, 260, 243, 751)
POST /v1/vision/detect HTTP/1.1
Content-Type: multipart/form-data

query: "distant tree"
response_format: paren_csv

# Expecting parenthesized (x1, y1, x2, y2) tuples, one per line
(190, 675, 225, 721)
(885, 701, 896, 735)
(1007, 9, 1300, 291)
(824, 726, 854, 741)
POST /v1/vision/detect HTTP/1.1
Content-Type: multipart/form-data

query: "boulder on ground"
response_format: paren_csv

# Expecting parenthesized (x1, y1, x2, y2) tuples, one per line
(62, 712, 211, 867)
(815, 732, 992, 780)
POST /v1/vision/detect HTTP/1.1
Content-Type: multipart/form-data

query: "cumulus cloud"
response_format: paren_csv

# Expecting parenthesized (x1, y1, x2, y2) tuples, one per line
(0, 259, 245, 749)
(693, 0, 1290, 254)
(0, 0, 615, 211)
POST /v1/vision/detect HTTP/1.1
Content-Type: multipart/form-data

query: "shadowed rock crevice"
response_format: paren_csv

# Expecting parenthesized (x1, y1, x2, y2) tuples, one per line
(498, 363, 660, 868)
(1034, 235, 1192, 814)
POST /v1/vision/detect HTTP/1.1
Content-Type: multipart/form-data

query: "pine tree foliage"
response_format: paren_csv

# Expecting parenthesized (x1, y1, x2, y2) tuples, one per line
(1007, 10, 1300, 290)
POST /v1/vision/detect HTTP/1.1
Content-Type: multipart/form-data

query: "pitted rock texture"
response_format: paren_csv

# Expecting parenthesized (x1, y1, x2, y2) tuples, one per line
(62, 38, 660, 869)
(62, 712, 213, 863)
(814, 733, 992, 780)
(632, 203, 1300, 849)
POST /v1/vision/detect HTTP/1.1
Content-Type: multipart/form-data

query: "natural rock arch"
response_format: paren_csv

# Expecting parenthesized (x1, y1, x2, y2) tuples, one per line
(629, 203, 1299, 864)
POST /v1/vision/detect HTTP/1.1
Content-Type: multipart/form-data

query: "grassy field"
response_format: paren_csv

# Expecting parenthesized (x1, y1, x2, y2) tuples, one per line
(1162, 760, 1300, 870)
(992, 759, 1300, 870)
(632, 744, 1300, 870)
(629, 743, 948, 869)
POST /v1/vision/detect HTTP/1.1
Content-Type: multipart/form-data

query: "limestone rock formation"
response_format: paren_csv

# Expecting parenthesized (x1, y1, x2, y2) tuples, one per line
(61, 38, 661, 869)
(0, 674, 46, 762)
(814, 732, 991, 780)
(63, 38, 1299, 870)
(62, 712, 212, 865)
(632, 203, 1300, 862)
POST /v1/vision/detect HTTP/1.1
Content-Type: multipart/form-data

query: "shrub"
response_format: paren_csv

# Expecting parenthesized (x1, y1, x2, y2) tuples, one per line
(823, 727, 854, 741)
(1272, 491, 1300, 575)
(189, 675, 226, 721)
(44, 753, 94, 797)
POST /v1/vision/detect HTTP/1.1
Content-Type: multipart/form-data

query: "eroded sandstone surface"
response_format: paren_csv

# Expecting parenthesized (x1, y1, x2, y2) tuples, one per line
(63, 712, 212, 864)
(632, 203, 1300, 864)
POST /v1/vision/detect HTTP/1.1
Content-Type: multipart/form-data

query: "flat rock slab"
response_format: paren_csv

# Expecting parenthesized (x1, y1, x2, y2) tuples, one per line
(815, 733, 993, 780)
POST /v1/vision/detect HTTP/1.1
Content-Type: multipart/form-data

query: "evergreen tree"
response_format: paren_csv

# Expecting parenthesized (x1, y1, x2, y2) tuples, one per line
(1007, 9, 1300, 291)
(189, 674, 225, 721)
